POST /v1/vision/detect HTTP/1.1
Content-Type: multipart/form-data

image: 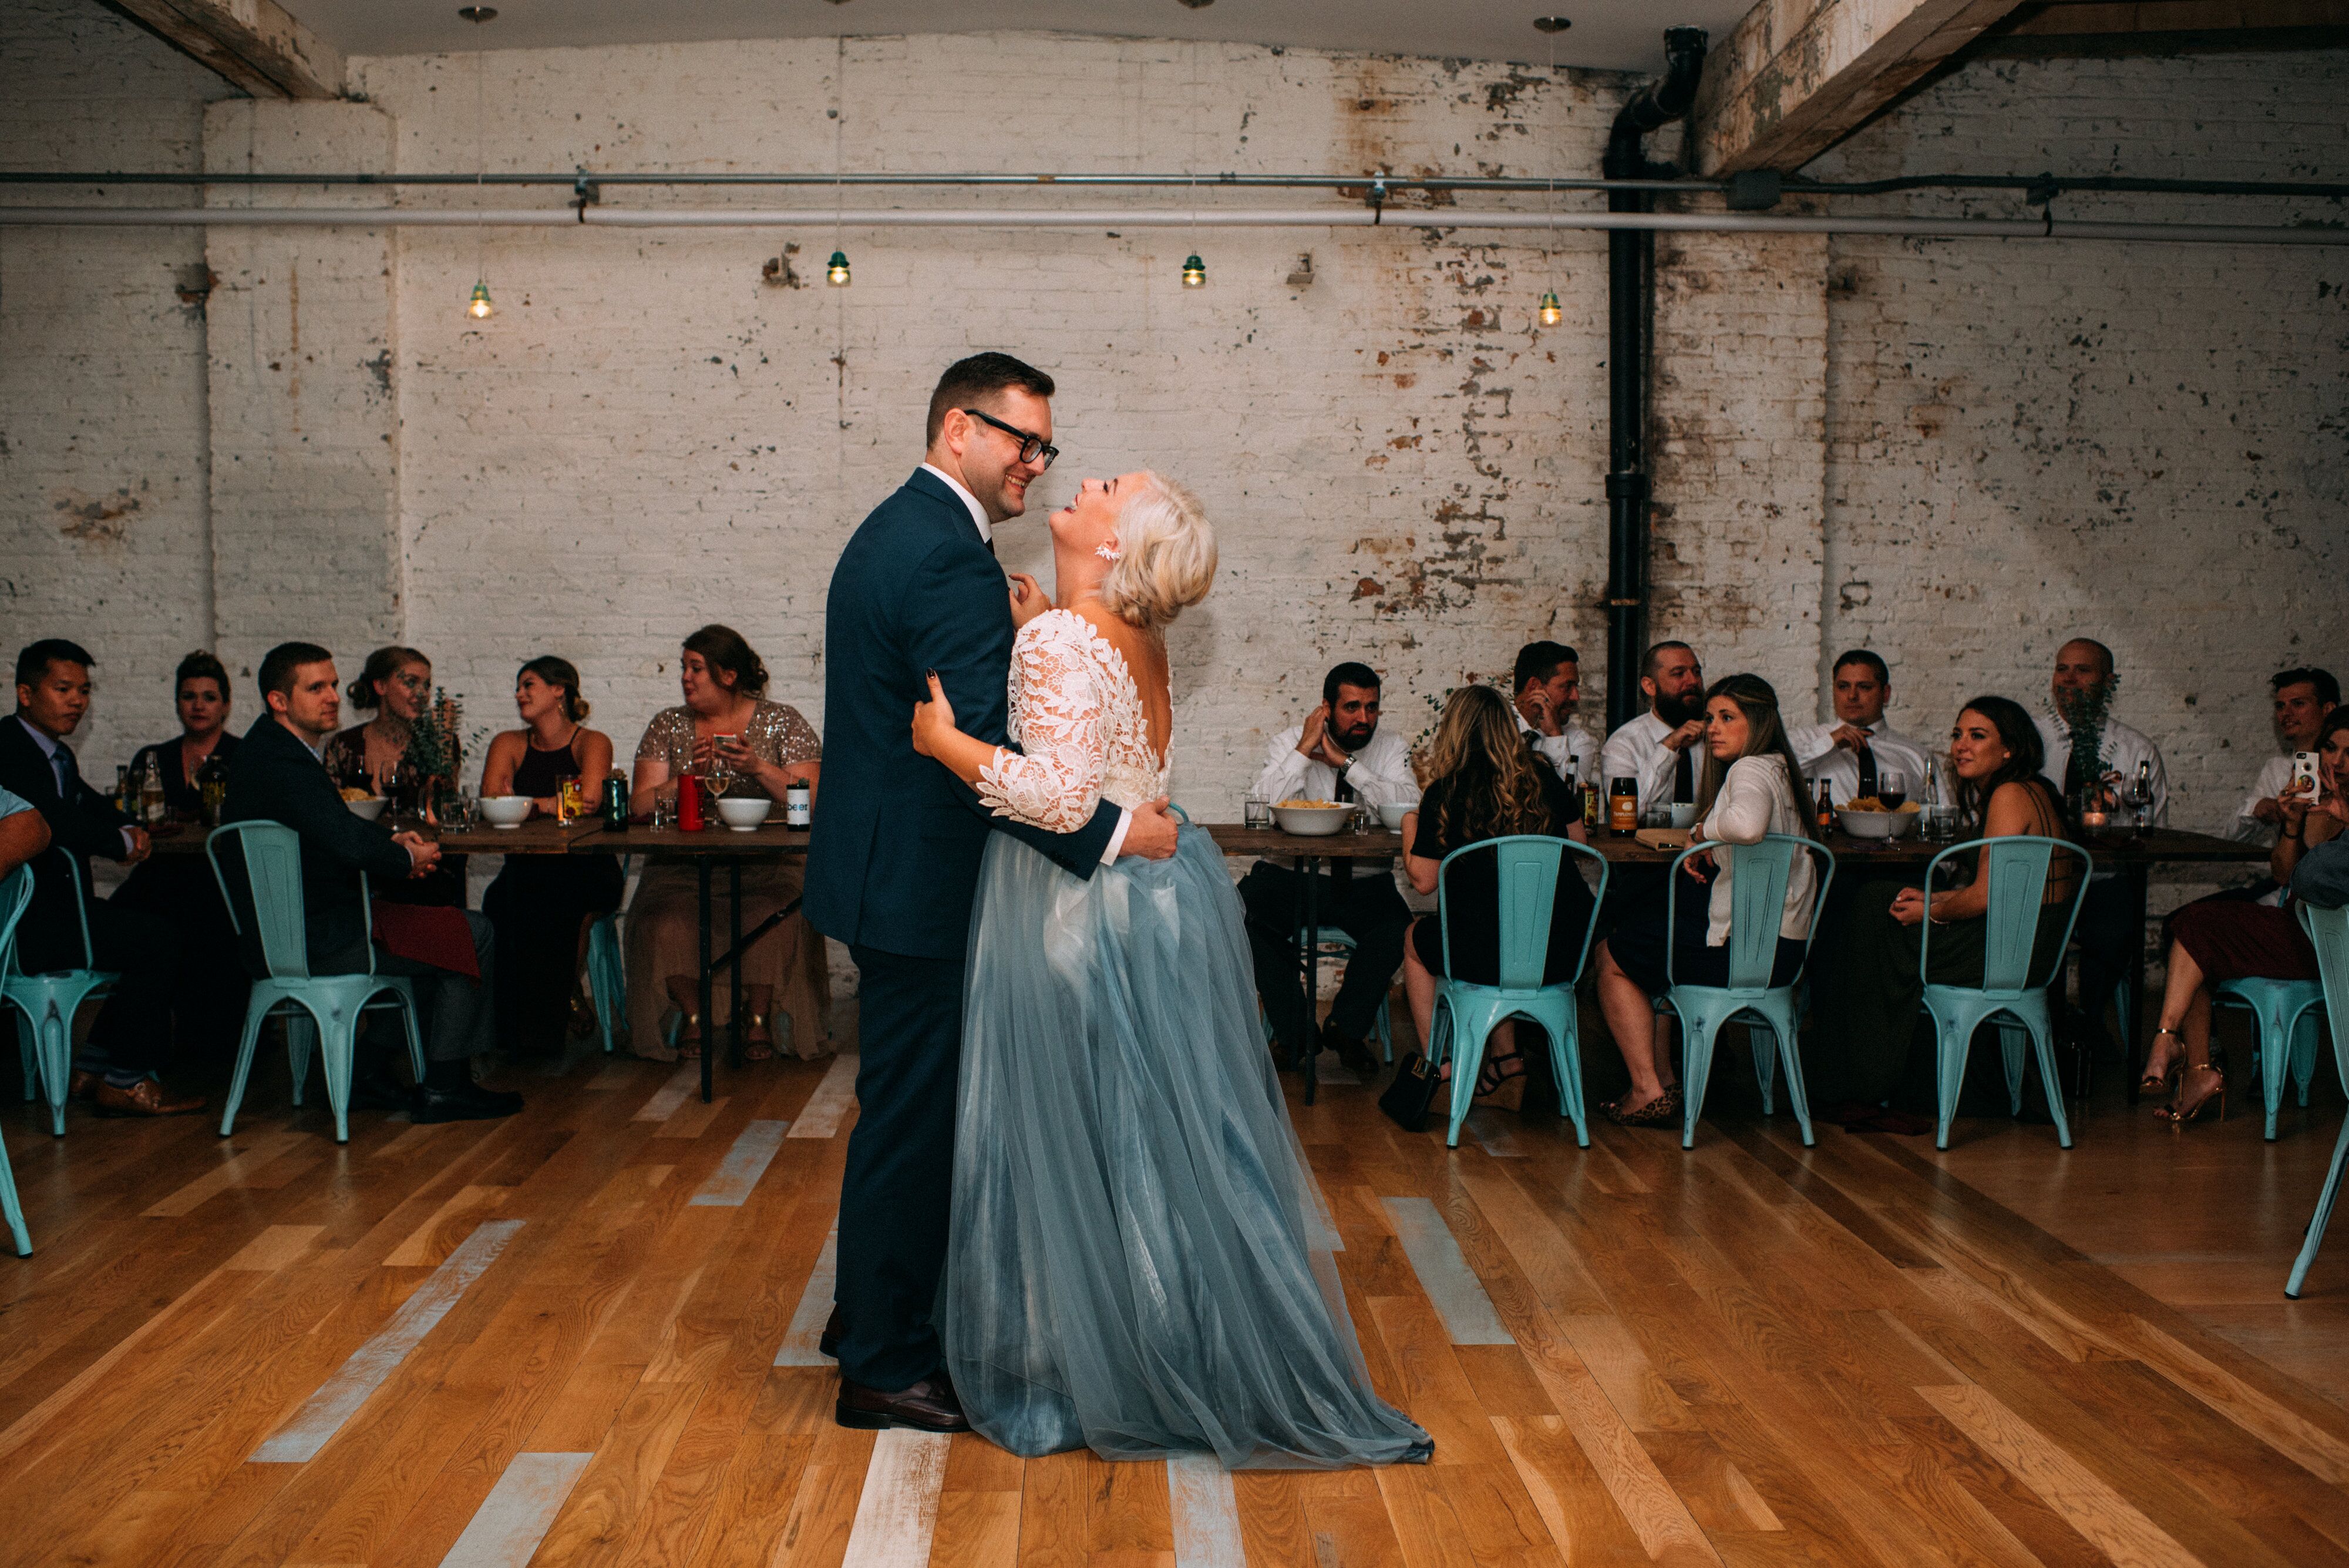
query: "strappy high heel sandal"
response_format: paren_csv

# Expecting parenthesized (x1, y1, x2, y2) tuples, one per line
(742, 1011, 774, 1062)
(1473, 1049, 1529, 1110)
(2140, 1025, 2185, 1097)
(2158, 1062, 2226, 1127)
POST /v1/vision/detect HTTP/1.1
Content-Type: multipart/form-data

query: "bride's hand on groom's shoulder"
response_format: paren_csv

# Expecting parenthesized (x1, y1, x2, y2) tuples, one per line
(1118, 797, 1181, 862)
(1008, 572, 1050, 631)
(911, 670, 958, 759)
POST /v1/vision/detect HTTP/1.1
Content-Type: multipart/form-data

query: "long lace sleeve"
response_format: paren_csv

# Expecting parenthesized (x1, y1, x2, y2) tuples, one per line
(975, 617, 1109, 834)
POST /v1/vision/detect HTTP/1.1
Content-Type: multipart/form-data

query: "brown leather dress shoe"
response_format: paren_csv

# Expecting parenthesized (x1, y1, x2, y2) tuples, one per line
(836, 1374, 970, 1433)
(92, 1079, 206, 1118)
(69, 1069, 100, 1102)
(819, 1303, 846, 1360)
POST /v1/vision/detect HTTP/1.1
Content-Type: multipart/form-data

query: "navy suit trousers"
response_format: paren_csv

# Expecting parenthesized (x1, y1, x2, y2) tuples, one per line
(835, 943, 965, 1391)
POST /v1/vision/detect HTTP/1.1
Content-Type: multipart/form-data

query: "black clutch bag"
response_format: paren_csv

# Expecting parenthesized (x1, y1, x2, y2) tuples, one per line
(1379, 1051, 1441, 1132)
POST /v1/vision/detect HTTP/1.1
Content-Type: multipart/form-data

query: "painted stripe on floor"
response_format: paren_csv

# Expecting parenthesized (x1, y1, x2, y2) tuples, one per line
(688, 1119, 789, 1206)
(838, 1427, 951, 1568)
(632, 1064, 698, 1122)
(1168, 1452, 1246, 1568)
(787, 1051, 860, 1139)
(254, 1219, 525, 1462)
(774, 1224, 840, 1366)
(1379, 1196, 1513, 1345)
(436, 1451, 593, 1568)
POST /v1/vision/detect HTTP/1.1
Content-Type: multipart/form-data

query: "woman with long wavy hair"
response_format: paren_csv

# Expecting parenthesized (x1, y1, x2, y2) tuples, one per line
(1398, 685, 1594, 1110)
(1809, 694, 2079, 1112)
(1591, 673, 1820, 1126)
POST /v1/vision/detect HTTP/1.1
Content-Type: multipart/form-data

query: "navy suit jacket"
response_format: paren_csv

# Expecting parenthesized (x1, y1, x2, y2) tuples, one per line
(0, 715, 132, 931)
(220, 715, 415, 965)
(806, 468, 1119, 960)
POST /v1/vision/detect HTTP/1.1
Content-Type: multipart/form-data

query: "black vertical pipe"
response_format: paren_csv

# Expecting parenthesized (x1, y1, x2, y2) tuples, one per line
(1601, 27, 1708, 732)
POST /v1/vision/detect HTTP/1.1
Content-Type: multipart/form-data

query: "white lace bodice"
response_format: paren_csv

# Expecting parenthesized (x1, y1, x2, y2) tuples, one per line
(975, 610, 1171, 833)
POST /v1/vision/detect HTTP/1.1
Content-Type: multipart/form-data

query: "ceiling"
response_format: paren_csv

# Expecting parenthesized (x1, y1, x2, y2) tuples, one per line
(279, 0, 1752, 74)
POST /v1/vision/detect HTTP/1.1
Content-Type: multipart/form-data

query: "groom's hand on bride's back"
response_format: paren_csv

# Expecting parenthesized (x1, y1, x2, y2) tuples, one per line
(1119, 797, 1181, 861)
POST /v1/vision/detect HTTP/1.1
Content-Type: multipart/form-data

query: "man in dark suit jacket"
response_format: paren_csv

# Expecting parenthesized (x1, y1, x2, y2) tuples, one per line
(1, 638, 200, 1116)
(221, 641, 520, 1123)
(806, 353, 1179, 1431)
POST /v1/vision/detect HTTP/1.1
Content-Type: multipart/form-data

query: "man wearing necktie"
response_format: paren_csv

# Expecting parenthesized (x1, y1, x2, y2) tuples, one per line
(1789, 650, 1931, 812)
(0, 640, 201, 1116)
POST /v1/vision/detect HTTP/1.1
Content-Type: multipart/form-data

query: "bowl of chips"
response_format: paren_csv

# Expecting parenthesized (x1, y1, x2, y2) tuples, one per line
(479, 795, 533, 829)
(1836, 798, 1922, 839)
(1271, 800, 1354, 836)
(341, 788, 388, 822)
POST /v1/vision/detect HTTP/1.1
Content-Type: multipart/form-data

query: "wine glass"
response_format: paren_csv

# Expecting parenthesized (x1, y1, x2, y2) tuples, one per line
(1877, 770, 1908, 812)
(2124, 773, 2154, 837)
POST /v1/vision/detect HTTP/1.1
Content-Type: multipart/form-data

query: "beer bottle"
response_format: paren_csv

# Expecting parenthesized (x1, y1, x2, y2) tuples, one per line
(1815, 778, 1835, 832)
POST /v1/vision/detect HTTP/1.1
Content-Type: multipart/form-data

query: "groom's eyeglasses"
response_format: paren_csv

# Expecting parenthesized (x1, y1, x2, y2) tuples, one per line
(961, 408, 1059, 470)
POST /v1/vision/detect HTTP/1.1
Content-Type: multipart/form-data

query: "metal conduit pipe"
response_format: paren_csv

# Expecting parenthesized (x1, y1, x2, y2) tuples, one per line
(1601, 26, 1709, 732)
(1, 206, 2338, 243)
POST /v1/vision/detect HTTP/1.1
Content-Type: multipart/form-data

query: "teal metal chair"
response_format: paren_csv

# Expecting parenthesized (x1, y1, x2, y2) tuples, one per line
(584, 855, 632, 1054)
(2213, 976, 2324, 1140)
(1423, 836, 1607, 1149)
(208, 821, 425, 1144)
(1916, 836, 2091, 1150)
(1662, 835, 1836, 1150)
(3, 848, 119, 1136)
(0, 866, 36, 1254)
(2288, 903, 2349, 1298)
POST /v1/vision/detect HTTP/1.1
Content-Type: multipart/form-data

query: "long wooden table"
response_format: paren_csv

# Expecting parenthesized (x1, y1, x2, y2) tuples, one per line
(161, 812, 2267, 1109)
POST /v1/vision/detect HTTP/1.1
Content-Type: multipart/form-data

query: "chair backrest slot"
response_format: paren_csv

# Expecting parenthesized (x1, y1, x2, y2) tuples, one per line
(1435, 835, 1608, 994)
(1919, 835, 2090, 996)
(207, 822, 318, 982)
(1665, 834, 1835, 996)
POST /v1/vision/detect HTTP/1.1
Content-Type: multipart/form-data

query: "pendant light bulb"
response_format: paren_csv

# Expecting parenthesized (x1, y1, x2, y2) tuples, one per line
(467, 280, 494, 319)
(826, 250, 852, 287)
(1180, 253, 1207, 288)
(1537, 290, 1562, 327)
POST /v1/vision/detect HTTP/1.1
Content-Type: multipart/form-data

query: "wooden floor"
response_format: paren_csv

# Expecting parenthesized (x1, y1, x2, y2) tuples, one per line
(4, 1025, 2348, 1568)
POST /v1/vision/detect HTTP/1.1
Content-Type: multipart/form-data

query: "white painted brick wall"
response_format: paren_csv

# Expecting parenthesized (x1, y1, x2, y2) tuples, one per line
(1, 9, 2342, 852)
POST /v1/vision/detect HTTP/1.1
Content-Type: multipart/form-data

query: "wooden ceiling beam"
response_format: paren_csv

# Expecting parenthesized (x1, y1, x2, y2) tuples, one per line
(1691, 0, 2031, 174)
(100, 0, 344, 100)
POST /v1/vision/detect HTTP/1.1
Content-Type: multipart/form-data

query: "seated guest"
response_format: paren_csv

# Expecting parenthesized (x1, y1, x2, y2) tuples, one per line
(1239, 661, 1418, 1077)
(1598, 641, 1708, 817)
(329, 644, 465, 907)
(2142, 705, 2349, 1125)
(222, 642, 519, 1122)
(1788, 649, 1931, 809)
(116, 651, 248, 1060)
(1590, 674, 1818, 1126)
(126, 650, 239, 815)
(1512, 640, 1598, 789)
(479, 658, 624, 1058)
(1810, 696, 2079, 1110)
(2035, 637, 2167, 1053)
(0, 639, 198, 1116)
(2233, 667, 2338, 844)
(626, 625, 826, 1061)
(1398, 685, 1594, 1110)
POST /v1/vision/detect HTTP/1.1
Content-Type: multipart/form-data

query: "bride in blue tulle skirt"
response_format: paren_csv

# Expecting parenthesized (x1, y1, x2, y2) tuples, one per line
(910, 470, 1432, 1468)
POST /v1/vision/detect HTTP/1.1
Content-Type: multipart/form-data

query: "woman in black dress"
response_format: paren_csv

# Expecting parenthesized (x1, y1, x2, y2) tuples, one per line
(477, 657, 624, 1057)
(1398, 685, 1595, 1110)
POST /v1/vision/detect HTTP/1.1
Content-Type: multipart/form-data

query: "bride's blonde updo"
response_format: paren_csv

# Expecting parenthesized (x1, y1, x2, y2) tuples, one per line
(1099, 471, 1216, 629)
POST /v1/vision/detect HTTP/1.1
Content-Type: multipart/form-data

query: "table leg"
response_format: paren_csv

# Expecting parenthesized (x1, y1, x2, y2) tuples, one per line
(728, 859, 743, 1070)
(1300, 856, 1320, 1107)
(698, 859, 714, 1105)
(2124, 862, 2151, 1106)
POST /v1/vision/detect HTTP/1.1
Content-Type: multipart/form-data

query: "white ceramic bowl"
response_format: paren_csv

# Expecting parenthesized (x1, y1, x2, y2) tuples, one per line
(1836, 806, 1919, 840)
(345, 796, 387, 822)
(479, 795, 533, 829)
(1665, 802, 1700, 830)
(1378, 800, 1414, 831)
(1270, 803, 1353, 837)
(716, 796, 773, 832)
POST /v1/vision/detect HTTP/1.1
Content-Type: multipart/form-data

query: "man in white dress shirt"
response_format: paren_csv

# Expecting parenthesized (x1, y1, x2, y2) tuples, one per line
(2034, 637, 2170, 1058)
(1788, 650, 1933, 809)
(1512, 641, 1599, 789)
(1240, 662, 1417, 1077)
(2232, 667, 2337, 844)
(1598, 641, 1708, 817)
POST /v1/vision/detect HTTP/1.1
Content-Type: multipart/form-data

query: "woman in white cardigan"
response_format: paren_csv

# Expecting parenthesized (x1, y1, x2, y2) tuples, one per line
(1590, 674, 1822, 1126)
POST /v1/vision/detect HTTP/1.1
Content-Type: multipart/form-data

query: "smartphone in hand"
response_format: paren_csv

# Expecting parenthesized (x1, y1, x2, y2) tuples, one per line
(2293, 751, 2322, 800)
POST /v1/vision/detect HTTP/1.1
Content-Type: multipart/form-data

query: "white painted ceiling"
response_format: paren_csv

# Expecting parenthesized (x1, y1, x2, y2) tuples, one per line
(284, 0, 1750, 74)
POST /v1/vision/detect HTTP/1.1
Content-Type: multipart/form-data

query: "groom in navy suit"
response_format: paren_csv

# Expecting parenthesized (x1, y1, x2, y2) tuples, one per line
(807, 352, 1179, 1431)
